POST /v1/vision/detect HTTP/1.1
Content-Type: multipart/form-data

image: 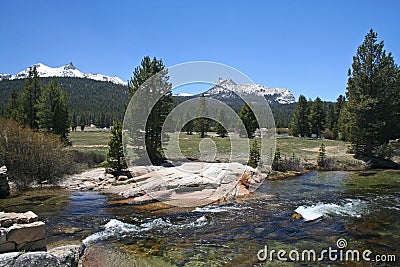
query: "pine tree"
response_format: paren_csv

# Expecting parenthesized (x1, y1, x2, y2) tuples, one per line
(215, 108, 228, 138)
(20, 66, 42, 129)
(342, 29, 400, 157)
(326, 103, 335, 131)
(128, 56, 172, 164)
(332, 95, 346, 139)
(194, 94, 209, 138)
(5, 88, 22, 122)
(317, 143, 326, 167)
(182, 111, 194, 135)
(308, 97, 326, 138)
(290, 95, 310, 137)
(272, 148, 282, 171)
(36, 79, 70, 141)
(248, 138, 260, 168)
(106, 120, 127, 174)
(238, 103, 258, 138)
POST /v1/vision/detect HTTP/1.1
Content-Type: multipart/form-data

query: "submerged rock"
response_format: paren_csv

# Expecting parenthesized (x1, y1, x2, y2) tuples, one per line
(291, 213, 303, 220)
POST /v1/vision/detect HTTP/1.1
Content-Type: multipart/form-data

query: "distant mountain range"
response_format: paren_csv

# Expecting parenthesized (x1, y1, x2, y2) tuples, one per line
(203, 78, 295, 104)
(0, 64, 296, 127)
(0, 62, 127, 86)
(1, 62, 295, 104)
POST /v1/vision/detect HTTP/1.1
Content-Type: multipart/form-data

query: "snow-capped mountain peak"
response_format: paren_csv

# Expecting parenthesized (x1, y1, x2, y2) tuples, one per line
(206, 78, 295, 104)
(1, 63, 127, 86)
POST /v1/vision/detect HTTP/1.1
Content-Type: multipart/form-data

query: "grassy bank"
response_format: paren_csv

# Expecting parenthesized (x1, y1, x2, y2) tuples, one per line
(69, 130, 110, 156)
(69, 130, 363, 171)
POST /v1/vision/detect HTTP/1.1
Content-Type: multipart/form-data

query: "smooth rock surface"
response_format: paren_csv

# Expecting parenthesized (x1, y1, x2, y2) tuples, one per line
(62, 163, 267, 206)
(6, 221, 46, 245)
(0, 211, 38, 228)
(0, 245, 84, 267)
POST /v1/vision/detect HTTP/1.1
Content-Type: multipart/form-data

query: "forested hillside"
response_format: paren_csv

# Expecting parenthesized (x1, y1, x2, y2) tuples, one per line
(1, 78, 295, 128)
(0, 77, 129, 127)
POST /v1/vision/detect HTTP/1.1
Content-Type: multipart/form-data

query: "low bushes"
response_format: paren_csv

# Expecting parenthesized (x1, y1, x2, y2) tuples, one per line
(70, 150, 106, 169)
(272, 149, 304, 172)
(0, 119, 75, 189)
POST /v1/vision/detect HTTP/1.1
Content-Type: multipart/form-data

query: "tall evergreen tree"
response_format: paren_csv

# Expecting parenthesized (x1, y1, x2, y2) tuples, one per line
(308, 97, 326, 138)
(20, 66, 42, 129)
(36, 79, 70, 141)
(183, 120, 194, 135)
(194, 94, 209, 138)
(248, 138, 260, 168)
(290, 95, 310, 137)
(106, 120, 127, 174)
(326, 103, 335, 131)
(342, 29, 400, 157)
(238, 103, 258, 138)
(182, 111, 194, 135)
(332, 95, 346, 139)
(215, 108, 228, 138)
(128, 56, 172, 163)
(5, 88, 22, 122)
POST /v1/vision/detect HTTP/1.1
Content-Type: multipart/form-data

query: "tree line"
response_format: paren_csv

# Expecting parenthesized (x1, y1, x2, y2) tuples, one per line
(290, 94, 345, 139)
(291, 29, 400, 160)
(5, 67, 70, 141)
(0, 77, 129, 129)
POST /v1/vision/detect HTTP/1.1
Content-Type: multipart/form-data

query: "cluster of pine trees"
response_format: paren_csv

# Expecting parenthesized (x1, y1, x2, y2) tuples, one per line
(0, 77, 128, 129)
(290, 95, 345, 139)
(291, 29, 400, 159)
(5, 67, 70, 141)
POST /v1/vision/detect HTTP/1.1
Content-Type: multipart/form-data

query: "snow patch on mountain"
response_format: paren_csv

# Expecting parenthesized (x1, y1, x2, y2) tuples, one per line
(205, 78, 295, 104)
(173, 92, 194, 96)
(1, 62, 127, 86)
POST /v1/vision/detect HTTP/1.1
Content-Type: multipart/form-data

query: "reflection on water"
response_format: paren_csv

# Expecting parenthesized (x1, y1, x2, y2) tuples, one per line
(1, 170, 399, 266)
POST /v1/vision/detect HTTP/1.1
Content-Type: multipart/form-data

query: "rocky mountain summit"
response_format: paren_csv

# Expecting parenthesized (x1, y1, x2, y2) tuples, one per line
(204, 78, 295, 104)
(0, 63, 126, 86)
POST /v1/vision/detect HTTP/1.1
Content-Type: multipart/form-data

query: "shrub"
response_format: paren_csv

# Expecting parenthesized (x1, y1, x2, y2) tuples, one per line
(280, 153, 304, 172)
(322, 129, 334, 140)
(70, 150, 106, 168)
(272, 149, 304, 172)
(0, 119, 74, 189)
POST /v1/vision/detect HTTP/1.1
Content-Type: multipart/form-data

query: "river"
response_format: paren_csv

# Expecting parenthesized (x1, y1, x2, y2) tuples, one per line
(1, 170, 399, 266)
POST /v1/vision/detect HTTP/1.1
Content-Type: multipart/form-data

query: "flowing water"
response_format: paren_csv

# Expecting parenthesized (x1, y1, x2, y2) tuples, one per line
(1, 170, 399, 266)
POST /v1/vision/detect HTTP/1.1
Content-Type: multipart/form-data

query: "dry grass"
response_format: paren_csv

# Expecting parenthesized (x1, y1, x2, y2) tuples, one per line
(69, 130, 364, 169)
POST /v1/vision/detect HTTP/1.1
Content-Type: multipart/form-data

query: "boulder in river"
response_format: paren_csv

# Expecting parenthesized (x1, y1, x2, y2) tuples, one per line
(62, 162, 268, 207)
(115, 162, 267, 207)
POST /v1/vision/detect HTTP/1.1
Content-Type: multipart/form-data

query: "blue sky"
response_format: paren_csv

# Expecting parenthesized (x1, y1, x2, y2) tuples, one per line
(1, 0, 399, 101)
